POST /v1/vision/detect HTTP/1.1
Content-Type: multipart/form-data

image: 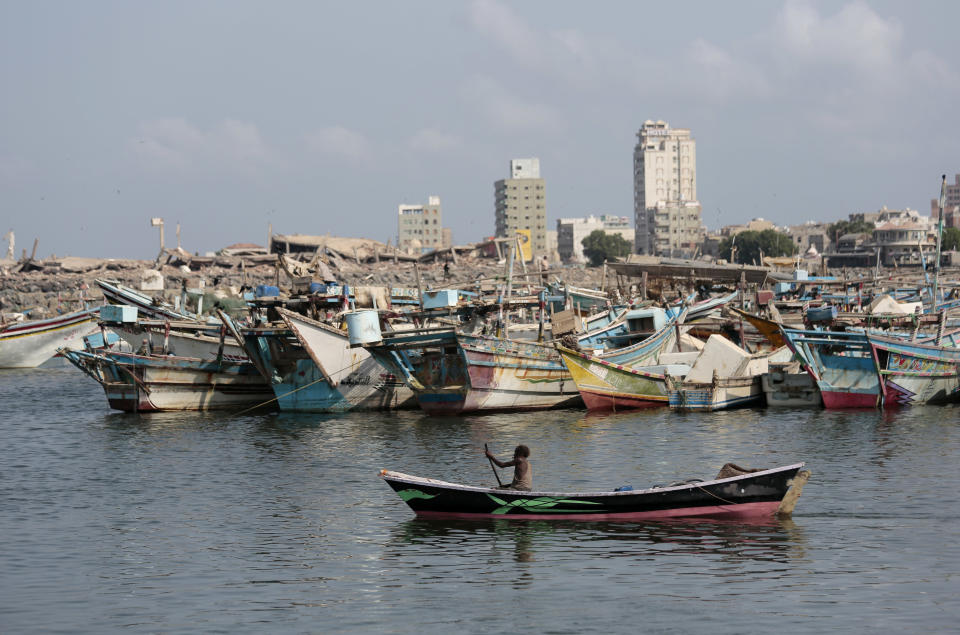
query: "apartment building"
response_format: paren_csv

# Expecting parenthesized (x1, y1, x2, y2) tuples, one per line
(633, 120, 703, 257)
(398, 195, 446, 253)
(494, 159, 547, 259)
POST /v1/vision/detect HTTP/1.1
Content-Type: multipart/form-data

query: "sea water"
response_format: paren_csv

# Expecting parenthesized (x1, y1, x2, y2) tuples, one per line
(1, 367, 958, 633)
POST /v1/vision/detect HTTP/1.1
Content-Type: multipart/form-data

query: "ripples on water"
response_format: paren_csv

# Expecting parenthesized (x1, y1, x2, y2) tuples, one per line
(1, 368, 959, 633)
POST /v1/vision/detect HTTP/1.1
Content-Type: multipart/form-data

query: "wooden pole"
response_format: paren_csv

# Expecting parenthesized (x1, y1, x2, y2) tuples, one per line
(932, 174, 947, 311)
(414, 262, 425, 312)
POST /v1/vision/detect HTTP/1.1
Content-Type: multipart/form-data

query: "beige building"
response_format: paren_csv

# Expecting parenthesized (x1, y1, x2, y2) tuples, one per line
(633, 120, 702, 257)
(398, 195, 446, 253)
(786, 221, 831, 256)
(721, 218, 777, 237)
(556, 214, 634, 263)
(495, 158, 547, 257)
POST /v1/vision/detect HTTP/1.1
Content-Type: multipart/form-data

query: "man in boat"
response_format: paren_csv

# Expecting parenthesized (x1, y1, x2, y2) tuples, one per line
(485, 445, 532, 491)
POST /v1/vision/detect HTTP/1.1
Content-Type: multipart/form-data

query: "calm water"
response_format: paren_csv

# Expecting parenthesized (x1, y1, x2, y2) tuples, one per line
(1, 368, 959, 634)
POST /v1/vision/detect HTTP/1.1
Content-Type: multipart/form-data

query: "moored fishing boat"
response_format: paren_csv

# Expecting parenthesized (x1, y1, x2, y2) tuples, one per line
(109, 319, 248, 361)
(666, 335, 789, 411)
(781, 328, 880, 408)
(0, 307, 100, 368)
(381, 463, 810, 521)
(251, 308, 416, 412)
(360, 301, 629, 416)
(61, 348, 273, 412)
(454, 333, 583, 413)
(555, 314, 688, 411)
(667, 373, 765, 411)
(866, 332, 960, 406)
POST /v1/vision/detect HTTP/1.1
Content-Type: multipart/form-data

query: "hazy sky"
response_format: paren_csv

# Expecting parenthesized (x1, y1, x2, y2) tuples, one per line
(1, 1, 958, 259)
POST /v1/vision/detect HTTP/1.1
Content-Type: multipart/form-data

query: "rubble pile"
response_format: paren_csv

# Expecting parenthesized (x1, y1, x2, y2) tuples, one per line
(0, 251, 605, 317)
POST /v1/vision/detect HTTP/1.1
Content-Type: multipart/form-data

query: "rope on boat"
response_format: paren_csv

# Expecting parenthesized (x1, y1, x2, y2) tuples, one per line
(693, 483, 739, 506)
(230, 358, 367, 416)
(231, 377, 328, 416)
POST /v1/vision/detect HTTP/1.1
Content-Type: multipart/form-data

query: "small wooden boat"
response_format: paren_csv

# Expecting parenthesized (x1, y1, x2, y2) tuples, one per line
(381, 463, 810, 521)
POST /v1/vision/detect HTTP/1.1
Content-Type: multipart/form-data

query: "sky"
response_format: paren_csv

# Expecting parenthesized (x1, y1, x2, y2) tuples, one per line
(1, 0, 958, 259)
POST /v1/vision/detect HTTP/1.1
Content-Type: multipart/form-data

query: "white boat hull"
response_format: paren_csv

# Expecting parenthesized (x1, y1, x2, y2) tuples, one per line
(0, 309, 100, 368)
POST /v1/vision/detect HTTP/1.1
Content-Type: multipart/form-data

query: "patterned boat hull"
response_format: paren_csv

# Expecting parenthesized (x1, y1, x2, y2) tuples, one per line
(382, 463, 809, 521)
(62, 349, 273, 412)
(869, 333, 960, 406)
(456, 333, 582, 413)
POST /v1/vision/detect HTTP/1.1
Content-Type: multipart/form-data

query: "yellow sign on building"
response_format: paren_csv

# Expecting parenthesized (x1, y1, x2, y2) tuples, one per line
(515, 229, 532, 262)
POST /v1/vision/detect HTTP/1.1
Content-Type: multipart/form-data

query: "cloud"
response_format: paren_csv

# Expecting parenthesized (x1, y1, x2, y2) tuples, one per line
(305, 126, 374, 164)
(685, 39, 770, 103)
(774, 0, 901, 77)
(130, 118, 276, 176)
(461, 76, 565, 133)
(408, 128, 463, 153)
(469, 0, 545, 68)
(469, 0, 599, 85)
(762, 0, 959, 140)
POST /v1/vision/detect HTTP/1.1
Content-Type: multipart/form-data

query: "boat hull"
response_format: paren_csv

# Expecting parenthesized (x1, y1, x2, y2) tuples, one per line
(557, 344, 672, 411)
(761, 370, 821, 407)
(63, 349, 273, 412)
(870, 334, 960, 406)
(781, 328, 881, 409)
(0, 309, 100, 368)
(457, 334, 583, 413)
(112, 323, 248, 361)
(246, 329, 416, 413)
(668, 376, 764, 411)
(382, 463, 807, 521)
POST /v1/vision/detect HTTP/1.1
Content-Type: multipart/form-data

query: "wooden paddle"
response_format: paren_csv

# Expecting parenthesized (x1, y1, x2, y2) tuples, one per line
(485, 443, 503, 486)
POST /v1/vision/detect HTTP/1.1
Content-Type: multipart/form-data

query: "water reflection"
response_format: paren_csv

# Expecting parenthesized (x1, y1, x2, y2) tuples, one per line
(386, 515, 808, 571)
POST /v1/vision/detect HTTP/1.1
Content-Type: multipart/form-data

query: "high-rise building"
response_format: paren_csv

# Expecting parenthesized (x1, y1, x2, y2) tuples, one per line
(633, 120, 703, 257)
(398, 195, 446, 253)
(495, 158, 547, 258)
